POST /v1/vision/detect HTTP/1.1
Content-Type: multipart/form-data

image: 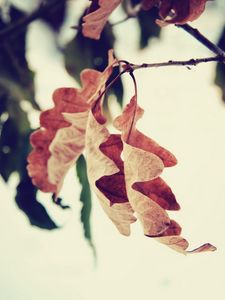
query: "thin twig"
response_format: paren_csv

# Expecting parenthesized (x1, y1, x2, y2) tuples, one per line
(93, 55, 225, 108)
(0, 0, 63, 41)
(120, 56, 224, 72)
(176, 24, 225, 58)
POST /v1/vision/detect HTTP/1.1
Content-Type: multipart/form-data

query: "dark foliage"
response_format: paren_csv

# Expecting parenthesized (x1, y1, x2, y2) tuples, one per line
(215, 25, 225, 102)
(65, 15, 124, 106)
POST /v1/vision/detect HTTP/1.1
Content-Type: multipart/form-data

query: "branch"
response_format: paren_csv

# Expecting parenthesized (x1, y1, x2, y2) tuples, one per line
(121, 55, 225, 72)
(176, 24, 225, 58)
(92, 55, 225, 109)
(0, 0, 63, 41)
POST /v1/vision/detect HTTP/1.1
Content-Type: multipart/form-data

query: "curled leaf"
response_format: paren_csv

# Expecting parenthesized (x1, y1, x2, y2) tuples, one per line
(85, 104, 136, 236)
(142, 0, 208, 25)
(114, 96, 173, 236)
(27, 82, 92, 194)
(82, 0, 208, 40)
(114, 96, 216, 253)
(133, 177, 180, 211)
(82, 0, 122, 40)
(27, 50, 117, 195)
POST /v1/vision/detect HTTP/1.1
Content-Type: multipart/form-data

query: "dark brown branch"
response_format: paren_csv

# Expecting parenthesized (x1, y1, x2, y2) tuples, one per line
(111, 9, 225, 59)
(0, 0, 63, 41)
(121, 56, 224, 72)
(97, 55, 225, 103)
(176, 24, 225, 58)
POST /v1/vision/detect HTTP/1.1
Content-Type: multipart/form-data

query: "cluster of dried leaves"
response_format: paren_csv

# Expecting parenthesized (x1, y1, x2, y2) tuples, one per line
(82, 0, 208, 39)
(27, 50, 216, 254)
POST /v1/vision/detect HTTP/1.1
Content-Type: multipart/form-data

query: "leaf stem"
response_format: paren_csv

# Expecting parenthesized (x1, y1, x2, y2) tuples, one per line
(92, 69, 127, 111)
(125, 71, 138, 144)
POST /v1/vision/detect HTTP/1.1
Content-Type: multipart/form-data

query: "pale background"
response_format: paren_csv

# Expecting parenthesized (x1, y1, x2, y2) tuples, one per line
(0, 1, 225, 299)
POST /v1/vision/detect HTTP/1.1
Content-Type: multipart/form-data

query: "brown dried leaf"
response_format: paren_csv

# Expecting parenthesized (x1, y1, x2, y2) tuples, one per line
(82, 0, 122, 40)
(82, 0, 208, 39)
(114, 96, 174, 236)
(114, 96, 216, 253)
(142, 0, 208, 25)
(133, 177, 180, 211)
(27, 50, 117, 194)
(27, 86, 92, 194)
(114, 96, 177, 167)
(156, 236, 216, 254)
(85, 105, 136, 236)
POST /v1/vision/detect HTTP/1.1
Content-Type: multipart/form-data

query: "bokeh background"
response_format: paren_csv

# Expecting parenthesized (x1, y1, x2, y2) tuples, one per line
(0, 1, 225, 299)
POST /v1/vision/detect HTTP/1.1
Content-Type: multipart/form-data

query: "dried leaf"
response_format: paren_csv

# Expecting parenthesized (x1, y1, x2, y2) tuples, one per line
(85, 103, 136, 236)
(82, 0, 122, 40)
(27, 51, 117, 195)
(133, 177, 180, 211)
(15, 131, 58, 230)
(114, 96, 177, 167)
(26, 41, 216, 254)
(143, 0, 208, 25)
(156, 236, 216, 254)
(114, 96, 216, 253)
(82, 0, 208, 40)
(65, 14, 124, 106)
(27, 84, 91, 194)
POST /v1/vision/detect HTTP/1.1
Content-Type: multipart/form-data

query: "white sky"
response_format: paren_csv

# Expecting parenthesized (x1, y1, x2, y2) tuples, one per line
(0, 2, 225, 300)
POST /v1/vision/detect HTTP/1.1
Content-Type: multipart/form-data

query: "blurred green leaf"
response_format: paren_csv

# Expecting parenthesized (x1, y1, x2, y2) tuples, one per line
(129, 0, 161, 48)
(16, 179, 58, 230)
(0, 91, 58, 228)
(64, 16, 124, 106)
(40, 0, 67, 31)
(137, 7, 161, 49)
(0, 84, 30, 181)
(0, 5, 36, 149)
(0, 6, 38, 108)
(76, 155, 95, 252)
(0, 117, 24, 181)
(0, 6, 59, 229)
(215, 25, 225, 102)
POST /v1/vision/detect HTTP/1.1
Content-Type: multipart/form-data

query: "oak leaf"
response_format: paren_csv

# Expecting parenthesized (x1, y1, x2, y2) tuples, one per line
(27, 49, 216, 254)
(85, 102, 136, 236)
(27, 51, 116, 195)
(114, 96, 216, 253)
(82, 0, 208, 40)
(142, 0, 208, 25)
(82, 0, 122, 40)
